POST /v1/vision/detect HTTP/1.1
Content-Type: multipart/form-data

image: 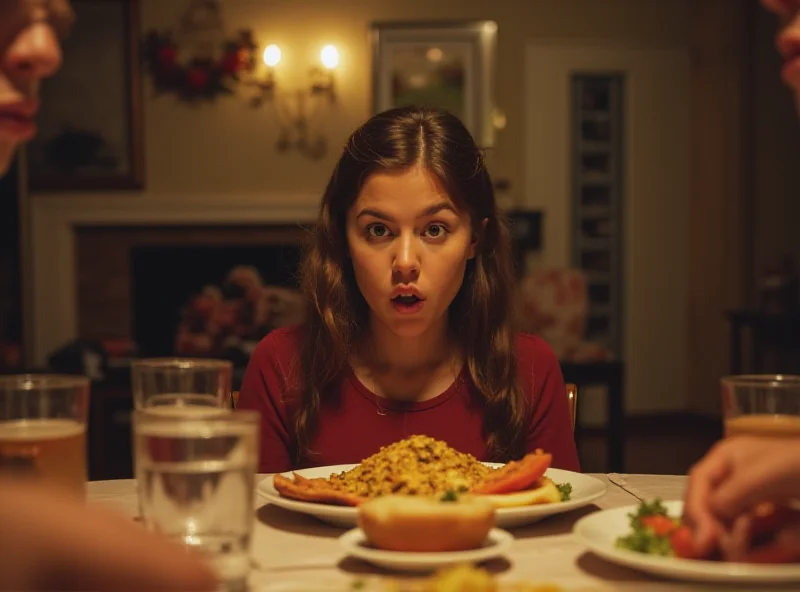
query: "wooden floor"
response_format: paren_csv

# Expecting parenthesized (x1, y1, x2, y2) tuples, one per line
(576, 414, 723, 475)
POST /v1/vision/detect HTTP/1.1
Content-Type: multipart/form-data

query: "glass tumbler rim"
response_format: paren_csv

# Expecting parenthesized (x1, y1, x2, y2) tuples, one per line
(132, 357, 233, 371)
(721, 374, 800, 389)
(0, 373, 90, 390)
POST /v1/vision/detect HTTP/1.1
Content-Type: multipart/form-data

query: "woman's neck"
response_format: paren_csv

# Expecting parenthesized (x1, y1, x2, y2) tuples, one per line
(363, 314, 452, 373)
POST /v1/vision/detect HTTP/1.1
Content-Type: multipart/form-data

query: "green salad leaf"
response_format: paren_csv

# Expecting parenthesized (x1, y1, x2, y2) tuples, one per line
(614, 498, 677, 557)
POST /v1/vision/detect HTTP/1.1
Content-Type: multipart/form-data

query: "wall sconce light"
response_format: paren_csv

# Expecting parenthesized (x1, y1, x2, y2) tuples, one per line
(312, 44, 338, 101)
(246, 43, 340, 159)
(249, 43, 339, 106)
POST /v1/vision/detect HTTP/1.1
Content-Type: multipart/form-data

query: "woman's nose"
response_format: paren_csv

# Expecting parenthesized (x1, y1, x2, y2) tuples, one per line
(5, 22, 63, 81)
(392, 234, 420, 280)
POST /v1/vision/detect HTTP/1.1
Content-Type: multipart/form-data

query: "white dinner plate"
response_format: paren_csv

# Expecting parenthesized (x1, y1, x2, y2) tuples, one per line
(338, 527, 513, 573)
(257, 463, 607, 529)
(573, 500, 800, 584)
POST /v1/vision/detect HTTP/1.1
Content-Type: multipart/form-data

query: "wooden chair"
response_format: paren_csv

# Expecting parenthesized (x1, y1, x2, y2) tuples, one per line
(566, 383, 577, 430)
(231, 390, 239, 409)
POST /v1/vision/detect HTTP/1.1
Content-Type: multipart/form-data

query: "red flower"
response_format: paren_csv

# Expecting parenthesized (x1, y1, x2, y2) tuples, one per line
(187, 67, 209, 90)
(219, 51, 241, 76)
(193, 294, 218, 316)
(158, 44, 178, 69)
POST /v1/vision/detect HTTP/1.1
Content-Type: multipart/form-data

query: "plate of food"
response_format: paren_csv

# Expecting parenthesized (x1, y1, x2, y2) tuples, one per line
(257, 434, 607, 528)
(573, 499, 800, 584)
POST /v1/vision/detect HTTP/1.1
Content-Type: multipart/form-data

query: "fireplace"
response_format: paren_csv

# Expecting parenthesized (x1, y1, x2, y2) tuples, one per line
(131, 243, 302, 358)
(75, 224, 309, 362)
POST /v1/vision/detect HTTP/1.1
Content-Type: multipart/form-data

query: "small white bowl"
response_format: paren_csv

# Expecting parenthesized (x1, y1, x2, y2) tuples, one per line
(338, 527, 514, 573)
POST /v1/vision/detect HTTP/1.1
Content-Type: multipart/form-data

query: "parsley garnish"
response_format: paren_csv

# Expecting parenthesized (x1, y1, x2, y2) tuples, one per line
(440, 490, 459, 502)
(557, 482, 572, 501)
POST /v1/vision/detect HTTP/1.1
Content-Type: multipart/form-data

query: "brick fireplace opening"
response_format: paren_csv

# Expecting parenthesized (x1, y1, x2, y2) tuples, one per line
(73, 223, 311, 480)
(75, 224, 309, 358)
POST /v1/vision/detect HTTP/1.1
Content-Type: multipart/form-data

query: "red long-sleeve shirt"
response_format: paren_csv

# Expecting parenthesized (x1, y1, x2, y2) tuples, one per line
(238, 325, 580, 473)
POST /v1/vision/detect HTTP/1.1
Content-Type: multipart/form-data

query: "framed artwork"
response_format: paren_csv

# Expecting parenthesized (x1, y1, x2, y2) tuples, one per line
(369, 20, 497, 148)
(28, 0, 144, 192)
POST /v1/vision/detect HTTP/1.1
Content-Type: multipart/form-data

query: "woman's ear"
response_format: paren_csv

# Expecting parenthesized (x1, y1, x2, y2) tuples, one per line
(468, 218, 489, 260)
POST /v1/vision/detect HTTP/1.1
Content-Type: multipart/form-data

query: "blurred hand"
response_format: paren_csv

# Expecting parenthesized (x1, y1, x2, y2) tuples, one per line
(0, 478, 219, 591)
(683, 436, 800, 557)
(761, 0, 798, 18)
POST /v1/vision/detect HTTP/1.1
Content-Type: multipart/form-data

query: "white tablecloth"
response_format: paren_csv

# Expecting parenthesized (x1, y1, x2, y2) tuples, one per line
(87, 474, 787, 591)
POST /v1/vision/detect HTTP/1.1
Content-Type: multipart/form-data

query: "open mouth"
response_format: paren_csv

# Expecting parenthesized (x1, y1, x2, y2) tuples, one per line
(391, 294, 424, 312)
(393, 295, 420, 304)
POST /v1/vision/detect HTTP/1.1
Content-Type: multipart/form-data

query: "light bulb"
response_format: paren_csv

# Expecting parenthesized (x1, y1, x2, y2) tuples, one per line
(320, 45, 339, 70)
(263, 44, 281, 67)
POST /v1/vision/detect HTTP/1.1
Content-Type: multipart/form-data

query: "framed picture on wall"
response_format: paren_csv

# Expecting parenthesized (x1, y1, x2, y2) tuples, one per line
(369, 20, 497, 148)
(28, 0, 144, 192)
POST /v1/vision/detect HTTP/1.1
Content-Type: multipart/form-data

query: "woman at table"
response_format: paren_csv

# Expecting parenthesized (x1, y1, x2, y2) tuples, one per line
(0, 3, 217, 590)
(238, 105, 580, 473)
(683, 0, 800, 562)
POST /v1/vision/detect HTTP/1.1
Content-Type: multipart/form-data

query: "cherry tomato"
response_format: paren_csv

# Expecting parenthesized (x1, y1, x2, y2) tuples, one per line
(642, 515, 677, 537)
(670, 525, 701, 559)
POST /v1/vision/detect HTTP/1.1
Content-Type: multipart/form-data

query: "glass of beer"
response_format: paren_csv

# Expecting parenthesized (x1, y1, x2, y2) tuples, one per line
(133, 408, 259, 590)
(132, 358, 233, 411)
(722, 374, 800, 438)
(0, 374, 90, 497)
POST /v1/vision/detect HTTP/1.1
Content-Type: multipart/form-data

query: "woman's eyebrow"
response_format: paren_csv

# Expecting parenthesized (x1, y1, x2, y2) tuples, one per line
(355, 202, 456, 222)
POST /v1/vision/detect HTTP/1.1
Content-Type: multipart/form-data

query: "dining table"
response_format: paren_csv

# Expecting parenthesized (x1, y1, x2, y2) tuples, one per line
(88, 473, 791, 591)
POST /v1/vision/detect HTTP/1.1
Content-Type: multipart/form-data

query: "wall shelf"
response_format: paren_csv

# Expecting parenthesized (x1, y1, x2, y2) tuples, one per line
(571, 74, 624, 355)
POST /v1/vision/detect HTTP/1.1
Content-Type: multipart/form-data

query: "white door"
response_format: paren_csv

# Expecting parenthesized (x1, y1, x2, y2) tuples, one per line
(525, 43, 690, 422)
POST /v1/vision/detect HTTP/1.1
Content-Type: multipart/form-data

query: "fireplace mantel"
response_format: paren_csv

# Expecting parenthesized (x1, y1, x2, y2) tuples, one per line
(29, 192, 320, 366)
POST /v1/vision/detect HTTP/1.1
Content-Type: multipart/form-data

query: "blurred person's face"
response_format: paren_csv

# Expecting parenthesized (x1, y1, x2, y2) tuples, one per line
(0, 0, 72, 175)
(762, 0, 800, 111)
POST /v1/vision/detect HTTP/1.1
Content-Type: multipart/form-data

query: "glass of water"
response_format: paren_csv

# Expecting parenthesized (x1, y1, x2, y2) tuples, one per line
(132, 358, 233, 410)
(132, 408, 259, 590)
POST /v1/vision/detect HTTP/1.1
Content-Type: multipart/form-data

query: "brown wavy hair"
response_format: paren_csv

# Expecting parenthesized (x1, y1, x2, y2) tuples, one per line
(295, 105, 525, 462)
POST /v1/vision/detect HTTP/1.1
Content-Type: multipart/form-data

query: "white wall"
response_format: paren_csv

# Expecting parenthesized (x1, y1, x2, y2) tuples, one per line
(525, 43, 690, 419)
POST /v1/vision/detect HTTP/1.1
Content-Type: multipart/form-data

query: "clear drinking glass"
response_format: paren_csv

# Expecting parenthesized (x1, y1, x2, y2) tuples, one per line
(132, 408, 259, 591)
(721, 374, 800, 438)
(132, 358, 232, 410)
(0, 374, 90, 497)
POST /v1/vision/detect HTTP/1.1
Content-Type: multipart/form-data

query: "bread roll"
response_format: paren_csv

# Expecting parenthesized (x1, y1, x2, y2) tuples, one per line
(357, 493, 495, 552)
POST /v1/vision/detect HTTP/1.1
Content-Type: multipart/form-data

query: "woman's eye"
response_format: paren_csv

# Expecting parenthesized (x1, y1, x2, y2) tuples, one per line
(366, 224, 389, 238)
(424, 224, 447, 239)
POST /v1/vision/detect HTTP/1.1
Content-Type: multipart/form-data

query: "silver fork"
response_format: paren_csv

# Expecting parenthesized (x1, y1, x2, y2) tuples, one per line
(607, 473, 649, 503)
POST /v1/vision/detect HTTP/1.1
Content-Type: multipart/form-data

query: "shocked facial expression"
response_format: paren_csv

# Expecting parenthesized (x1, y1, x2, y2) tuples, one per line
(346, 166, 477, 340)
(0, 0, 73, 175)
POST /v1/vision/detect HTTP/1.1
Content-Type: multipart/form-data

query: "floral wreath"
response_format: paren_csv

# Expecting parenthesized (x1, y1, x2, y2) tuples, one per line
(142, 29, 257, 102)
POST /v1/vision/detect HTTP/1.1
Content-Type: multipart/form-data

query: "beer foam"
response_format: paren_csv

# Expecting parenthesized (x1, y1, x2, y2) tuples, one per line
(0, 418, 85, 440)
(725, 414, 800, 437)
